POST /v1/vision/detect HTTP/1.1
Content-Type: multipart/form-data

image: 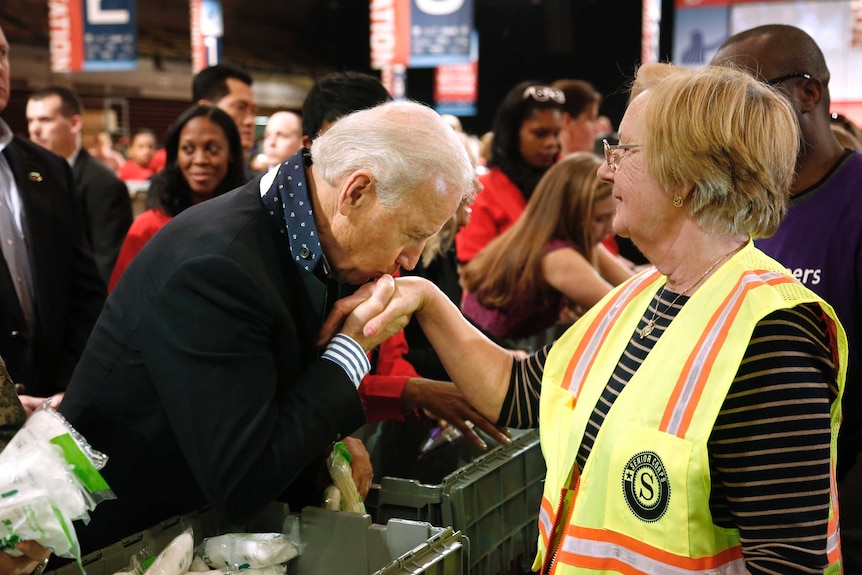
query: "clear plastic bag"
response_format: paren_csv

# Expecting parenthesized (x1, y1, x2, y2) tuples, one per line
(143, 527, 195, 575)
(198, 533, 302, 571)
(0, 405, 113, 565)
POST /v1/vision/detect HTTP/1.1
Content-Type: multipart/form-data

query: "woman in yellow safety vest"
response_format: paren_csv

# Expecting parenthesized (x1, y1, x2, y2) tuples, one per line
(338, 62, 847, 574)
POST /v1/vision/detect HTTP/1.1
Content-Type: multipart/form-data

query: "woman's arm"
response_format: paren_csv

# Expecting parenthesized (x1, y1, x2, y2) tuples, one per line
(542, 248, 616, 310)
(595, 243, 636, 286)
(324, 276, 515, 422)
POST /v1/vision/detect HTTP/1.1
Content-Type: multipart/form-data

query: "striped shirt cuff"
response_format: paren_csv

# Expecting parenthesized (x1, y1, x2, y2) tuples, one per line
(322, 333, 371, 389)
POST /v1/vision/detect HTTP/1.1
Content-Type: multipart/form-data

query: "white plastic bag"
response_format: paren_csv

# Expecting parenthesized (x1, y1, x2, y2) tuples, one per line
(0, 405, 113, 564)
(199, 533, 300, 571)
(144, 528, 195, 575)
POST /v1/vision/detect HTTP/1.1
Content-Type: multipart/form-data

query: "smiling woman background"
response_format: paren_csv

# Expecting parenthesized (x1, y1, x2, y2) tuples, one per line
(454, 81, 565, 264)
(108, 105, 246, 291)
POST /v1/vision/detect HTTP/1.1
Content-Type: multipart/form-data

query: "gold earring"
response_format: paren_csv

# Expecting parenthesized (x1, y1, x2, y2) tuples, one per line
(672, 194, 684, 208)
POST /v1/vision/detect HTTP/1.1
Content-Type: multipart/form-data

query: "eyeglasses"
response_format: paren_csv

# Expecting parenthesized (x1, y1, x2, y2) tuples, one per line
(764, 72, 811, 86)
(603, 138, 641, 172)
(522, 86, 566, 104)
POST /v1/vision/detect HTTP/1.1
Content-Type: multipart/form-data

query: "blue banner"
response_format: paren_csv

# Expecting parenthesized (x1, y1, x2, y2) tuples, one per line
(82, 0, 137, 71)
(409, 0, 473, 68)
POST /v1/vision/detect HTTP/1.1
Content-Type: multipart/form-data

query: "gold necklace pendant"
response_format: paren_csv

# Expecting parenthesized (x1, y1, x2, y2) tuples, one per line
(639, 320, 656, 339)
(637, 243, 744, 341)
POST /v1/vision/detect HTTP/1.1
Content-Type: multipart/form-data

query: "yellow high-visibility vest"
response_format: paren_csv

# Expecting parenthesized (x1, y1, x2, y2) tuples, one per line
(536, 243, 846, 574)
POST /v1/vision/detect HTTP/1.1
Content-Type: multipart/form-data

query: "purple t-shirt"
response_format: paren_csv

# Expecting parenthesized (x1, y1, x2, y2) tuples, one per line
(755, 150, 862, 462)
(461, 239, 573, 341)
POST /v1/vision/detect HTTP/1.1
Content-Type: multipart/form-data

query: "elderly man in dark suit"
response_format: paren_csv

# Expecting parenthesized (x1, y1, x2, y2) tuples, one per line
(59, 99, 478, 554)
(0, 26, 105, 414)
(26, 86, 133, 284)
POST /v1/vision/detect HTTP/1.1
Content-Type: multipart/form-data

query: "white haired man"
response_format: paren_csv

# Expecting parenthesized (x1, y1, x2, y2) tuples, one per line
(59, 101, 478, 555)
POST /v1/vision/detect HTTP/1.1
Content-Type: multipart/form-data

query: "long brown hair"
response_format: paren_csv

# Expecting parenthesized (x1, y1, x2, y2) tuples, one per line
(462, 152, 612, 308)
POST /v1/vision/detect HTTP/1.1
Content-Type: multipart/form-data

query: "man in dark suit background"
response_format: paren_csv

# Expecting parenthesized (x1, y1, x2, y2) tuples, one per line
(26, 86, 133, 284)
(0, 25, 105, 413)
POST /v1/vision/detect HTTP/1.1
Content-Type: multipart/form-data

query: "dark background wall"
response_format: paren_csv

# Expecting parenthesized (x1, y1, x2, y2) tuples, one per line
(2, 0, 678, 137)
(319, 0, 676, 134)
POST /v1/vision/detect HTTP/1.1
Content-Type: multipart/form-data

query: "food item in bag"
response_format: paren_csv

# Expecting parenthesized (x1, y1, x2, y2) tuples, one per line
(200, 533, 299, 570)
(144, 530, 194, 575)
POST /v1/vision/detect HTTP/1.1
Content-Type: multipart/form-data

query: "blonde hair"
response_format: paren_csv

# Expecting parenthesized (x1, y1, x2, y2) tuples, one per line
(631, 63, 799, 238)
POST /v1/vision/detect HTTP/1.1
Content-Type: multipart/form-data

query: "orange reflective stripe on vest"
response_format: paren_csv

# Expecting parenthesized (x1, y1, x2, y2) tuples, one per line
(560, 269, 660, 397)
(659, 270, 796, 437)
(557, 526, 745, 575)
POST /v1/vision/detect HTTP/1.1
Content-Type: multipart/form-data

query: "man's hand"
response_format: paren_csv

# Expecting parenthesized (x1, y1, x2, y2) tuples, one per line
(0, 541, 50, 575)
(17, 394, 63, 418)
(341, 437, 373, 499)
(402, 378, 510, 450)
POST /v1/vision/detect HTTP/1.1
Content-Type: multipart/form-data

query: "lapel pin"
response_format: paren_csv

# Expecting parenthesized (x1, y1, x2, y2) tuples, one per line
(28, 172, 43, 182)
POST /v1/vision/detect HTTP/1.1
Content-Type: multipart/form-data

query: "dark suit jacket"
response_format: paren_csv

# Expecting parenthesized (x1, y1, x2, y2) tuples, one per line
(72, 148, 133, 283)
(60, 178, 366, 553)
(0, 137, 106, 396)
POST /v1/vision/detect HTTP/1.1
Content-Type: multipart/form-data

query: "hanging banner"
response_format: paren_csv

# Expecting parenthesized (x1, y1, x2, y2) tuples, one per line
(49, 0, 83, 72)
(370, 0, 472, 69)
(50, 0, 136, 72)
(642, 0, 661, 64)
(191, 0, 223, 73)
(410, 0, 473, 67)
(434, 30, 478, 116)
(370, 0, 410, 69)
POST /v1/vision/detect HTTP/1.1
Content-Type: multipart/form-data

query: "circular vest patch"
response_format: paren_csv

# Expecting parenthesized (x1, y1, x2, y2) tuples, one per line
(622, 451, 670, 522)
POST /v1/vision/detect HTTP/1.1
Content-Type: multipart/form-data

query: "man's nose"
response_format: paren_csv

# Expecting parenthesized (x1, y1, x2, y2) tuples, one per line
(397, 243, 425, 271)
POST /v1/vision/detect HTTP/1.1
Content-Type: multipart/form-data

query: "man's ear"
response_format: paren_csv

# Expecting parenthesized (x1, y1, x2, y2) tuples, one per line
(796, 76, 822, 114)
(337, 170, 375, 216)
(301, 135, 312, 149)
(69, 114, 84, 136)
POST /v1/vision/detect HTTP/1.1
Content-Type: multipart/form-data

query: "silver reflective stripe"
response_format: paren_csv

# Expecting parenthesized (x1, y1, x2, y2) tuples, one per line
(538, 503, 553, 537)
(827, 514, 840, 557)
(665, 270, 786, 436)
(562, 536, 746, 575)
(567, 271, 659, 395)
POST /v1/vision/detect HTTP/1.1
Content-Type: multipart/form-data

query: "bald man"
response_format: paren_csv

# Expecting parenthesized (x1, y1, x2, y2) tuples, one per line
(713, 24, 862, 568)
(262, 111, 302, 169)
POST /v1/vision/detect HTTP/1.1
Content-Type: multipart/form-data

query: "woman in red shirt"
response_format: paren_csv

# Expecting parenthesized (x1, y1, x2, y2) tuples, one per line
(455, 81, 565, 264)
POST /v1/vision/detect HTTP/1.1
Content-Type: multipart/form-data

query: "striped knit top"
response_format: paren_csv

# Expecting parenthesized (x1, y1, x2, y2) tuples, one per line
(498, 290, 838, 574)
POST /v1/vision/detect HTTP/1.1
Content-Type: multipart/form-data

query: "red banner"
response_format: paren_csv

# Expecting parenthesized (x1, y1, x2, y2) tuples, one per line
(190, 0, 223, 72)
(434, 62, 476, 102)
(190, 0, 205, 73)
(49, 0, 84, 72)
(674, 0, 785, 5)
(370, 0, 410, 69)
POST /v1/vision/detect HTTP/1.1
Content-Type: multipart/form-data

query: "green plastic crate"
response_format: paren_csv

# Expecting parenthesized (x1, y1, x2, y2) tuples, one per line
(376, 429, 545, 575)
(46, 504, 466, 575)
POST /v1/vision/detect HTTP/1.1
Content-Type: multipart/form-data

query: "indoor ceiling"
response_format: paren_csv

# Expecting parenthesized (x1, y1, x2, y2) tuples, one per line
(1, 0, 354, 76)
